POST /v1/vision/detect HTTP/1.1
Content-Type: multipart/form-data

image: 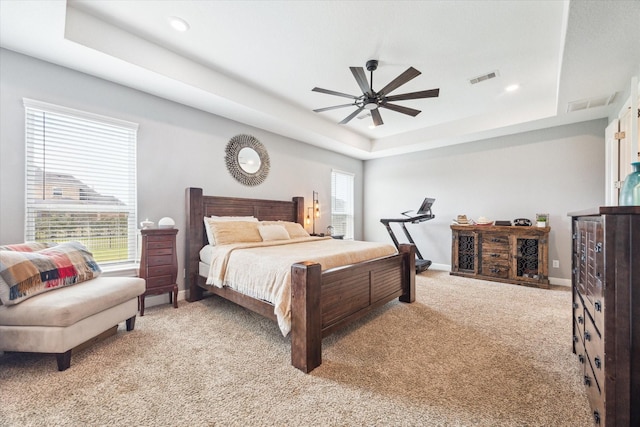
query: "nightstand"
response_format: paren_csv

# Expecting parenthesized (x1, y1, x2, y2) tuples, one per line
(139, 228, 178, 316)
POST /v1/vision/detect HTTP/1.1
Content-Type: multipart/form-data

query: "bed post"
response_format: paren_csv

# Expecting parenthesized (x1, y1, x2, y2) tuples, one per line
(290, 261, 322, 373)
(292, 196, 304, 225)
(399, 244, 416, 303)
(185, 187, 204, 302)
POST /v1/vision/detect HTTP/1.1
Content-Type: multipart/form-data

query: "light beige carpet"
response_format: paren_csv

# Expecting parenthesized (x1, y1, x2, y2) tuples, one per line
(0, 271, 592, 426)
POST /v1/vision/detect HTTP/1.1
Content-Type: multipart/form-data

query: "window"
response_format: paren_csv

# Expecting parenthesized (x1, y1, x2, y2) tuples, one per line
(331, 169, 354, 239)
(24, 99, 138, 265)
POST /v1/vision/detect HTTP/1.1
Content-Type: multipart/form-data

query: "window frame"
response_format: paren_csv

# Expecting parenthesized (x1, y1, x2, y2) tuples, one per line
(330, 169, 355, 240)
(23, 98, 139, 265)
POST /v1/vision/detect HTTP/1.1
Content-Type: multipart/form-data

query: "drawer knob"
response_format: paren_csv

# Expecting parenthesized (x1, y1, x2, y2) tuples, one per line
(573, 302, 579, 309)
(490, 253, 499, 258)
(578, 354, 585, 364)
(578, 316, 584, 324)
(584, 375, 591, 386)
(573, 335, 579, 343)
(594, 300, 602, 312)
(584, 331, 591, 341)
(594, 242, 602, 253)
(594, 356, 601, 369)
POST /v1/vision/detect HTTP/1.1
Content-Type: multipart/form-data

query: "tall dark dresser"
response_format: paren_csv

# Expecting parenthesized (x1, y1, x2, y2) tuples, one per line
(139, 228, 179, 316)
(569, 206, 639, 426)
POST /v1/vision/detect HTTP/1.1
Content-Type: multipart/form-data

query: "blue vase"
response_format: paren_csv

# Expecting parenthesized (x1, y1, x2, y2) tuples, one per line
(619, 161, 640, 206)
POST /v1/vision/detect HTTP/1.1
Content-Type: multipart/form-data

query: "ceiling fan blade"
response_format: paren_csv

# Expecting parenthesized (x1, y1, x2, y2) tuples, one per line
(312, 87, 359, 100)
(339, 107, 365, 124)
(371, 109, 384, 127)
(378, 67, 421, 96)
(313, 103, 356, 113)
(350, 67, 371, 95)
(385, 88, 440, 102)
(380, 103, 421, 117)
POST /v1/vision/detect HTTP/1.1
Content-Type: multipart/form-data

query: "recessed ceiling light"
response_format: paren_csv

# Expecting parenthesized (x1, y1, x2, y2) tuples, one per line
(169, 16, 190, 32)
(505, 84, 520, 92)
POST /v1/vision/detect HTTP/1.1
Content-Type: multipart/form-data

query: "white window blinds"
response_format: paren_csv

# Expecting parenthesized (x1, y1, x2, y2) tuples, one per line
(331, 169, 354, 239)
(24, 99, 138, 264)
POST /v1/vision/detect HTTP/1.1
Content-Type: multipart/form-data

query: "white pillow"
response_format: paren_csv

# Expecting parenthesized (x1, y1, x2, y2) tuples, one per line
(260, 221, 310, 238)
(258, 224, 290, 241)
(204, 216, 258, 245)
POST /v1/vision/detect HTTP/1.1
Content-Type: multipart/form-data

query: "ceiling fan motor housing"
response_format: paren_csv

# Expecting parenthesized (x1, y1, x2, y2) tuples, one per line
(366, 59, 379, 72)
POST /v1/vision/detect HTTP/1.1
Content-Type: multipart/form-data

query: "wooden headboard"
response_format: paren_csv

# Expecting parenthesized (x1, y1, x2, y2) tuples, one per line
(184, 187, 304, 300)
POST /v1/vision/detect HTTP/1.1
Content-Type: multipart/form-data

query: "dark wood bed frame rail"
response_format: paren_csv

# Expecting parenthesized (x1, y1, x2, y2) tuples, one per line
(185, 187, 415, 373)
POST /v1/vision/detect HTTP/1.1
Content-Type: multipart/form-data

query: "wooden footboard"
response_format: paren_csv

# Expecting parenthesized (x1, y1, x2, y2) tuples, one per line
(291, 244, 415, 372)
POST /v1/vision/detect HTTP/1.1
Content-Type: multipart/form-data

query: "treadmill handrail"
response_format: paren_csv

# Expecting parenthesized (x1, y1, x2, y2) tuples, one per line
(380, 213, 434, 224)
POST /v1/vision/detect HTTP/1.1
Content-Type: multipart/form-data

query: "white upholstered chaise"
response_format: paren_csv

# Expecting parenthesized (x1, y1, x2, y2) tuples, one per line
(0, 276, 145, 370)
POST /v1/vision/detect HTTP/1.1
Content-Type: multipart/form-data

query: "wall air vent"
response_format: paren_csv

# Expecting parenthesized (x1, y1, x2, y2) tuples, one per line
(567, 93, 617, 112)
(469, 70, 499, 85)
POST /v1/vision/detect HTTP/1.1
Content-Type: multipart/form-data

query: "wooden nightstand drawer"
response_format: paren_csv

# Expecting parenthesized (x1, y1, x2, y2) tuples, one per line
(147, 247, 174, 257)
(146, 275, 174, 288)
(147, 265, 175, 277)
(146, 235, 173, 244)
(147, 254, 174, 266)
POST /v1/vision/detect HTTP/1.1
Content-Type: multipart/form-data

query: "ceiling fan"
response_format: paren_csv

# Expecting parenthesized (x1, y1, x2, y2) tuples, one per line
(312, 59, 440, 127)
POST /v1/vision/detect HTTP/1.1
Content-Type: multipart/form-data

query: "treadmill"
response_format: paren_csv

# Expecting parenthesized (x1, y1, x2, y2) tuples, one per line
(380, 198, 435, 273)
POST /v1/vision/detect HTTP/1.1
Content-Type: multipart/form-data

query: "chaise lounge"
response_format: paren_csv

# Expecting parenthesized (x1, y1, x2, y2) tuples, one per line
(0, 242, 145, 370)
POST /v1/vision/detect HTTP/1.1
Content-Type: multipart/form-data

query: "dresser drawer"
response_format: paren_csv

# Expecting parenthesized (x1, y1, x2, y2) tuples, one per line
(147, 265, 175, 277)
(573, 289, 585, 324)
(584, 358, 606, 426)
(481, 262, 510, 279)
(482, 251, 510, 263)
(590, 295, 604, 336)
(584, 314, 605, 394)
(146, 235, 173, 245)
(147, 247, 174, 257)
(574, 319, 586, 368)
(481, 234, 509, 251)
(146, 254, 174, 267)
(146, 275, 174, 289)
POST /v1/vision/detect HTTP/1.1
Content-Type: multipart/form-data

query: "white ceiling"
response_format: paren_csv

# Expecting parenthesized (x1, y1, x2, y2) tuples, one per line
(1, 0, 638, 160)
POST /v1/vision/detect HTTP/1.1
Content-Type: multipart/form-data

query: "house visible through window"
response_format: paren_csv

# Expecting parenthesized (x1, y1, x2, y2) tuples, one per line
(24, 99, 138, 264)
(331, 169, 354, 239)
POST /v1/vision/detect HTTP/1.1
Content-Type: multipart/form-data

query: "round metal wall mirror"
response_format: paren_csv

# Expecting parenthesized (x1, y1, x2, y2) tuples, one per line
(224, 134, 270, 186)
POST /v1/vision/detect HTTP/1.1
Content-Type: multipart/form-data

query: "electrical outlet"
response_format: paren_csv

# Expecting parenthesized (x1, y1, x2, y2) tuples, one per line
(552, 260, 559, 268)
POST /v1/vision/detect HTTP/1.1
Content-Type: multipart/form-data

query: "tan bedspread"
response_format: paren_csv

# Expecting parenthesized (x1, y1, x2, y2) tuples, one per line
(205, 237, 397, 336)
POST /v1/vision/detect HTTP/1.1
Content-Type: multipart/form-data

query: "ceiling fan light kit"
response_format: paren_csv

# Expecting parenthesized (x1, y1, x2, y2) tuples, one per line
(312, 59, 440, 127)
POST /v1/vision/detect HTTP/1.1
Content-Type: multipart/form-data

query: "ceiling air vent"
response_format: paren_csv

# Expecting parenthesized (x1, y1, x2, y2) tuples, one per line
(567, 93, 617, 112)
(469, 70, 499, 85)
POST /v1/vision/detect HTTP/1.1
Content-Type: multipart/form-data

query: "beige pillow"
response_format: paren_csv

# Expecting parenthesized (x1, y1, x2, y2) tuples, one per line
(204, 216, 258, 245)
(261, 221, 310, 238)
(208, 221, 262, 245)
(258, 224, 290, 241)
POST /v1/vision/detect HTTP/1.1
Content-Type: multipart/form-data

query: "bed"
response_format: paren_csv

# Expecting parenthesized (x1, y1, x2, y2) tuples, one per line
(185, 187, 415, 373)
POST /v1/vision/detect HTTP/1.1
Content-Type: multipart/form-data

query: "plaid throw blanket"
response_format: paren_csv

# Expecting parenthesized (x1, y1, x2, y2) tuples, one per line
(0, 241, 101, 305)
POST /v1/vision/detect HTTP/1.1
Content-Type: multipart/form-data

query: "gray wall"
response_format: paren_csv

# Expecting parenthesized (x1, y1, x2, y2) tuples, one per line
(0, 48, 609, 287)
(364, 119, 607, 283)
(0, 48, 364, 291)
